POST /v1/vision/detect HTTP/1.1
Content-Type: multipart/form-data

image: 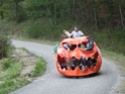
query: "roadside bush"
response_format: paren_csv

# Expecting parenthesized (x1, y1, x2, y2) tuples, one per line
(0, 35, 12, 58)
(26, 20, 52, 39)
(5, 63, 22, 80)
(85, 28, 125, 55)
(0, 58, 22, 80)
(1, 58, 16, 70)
(26, 19, 76, 40)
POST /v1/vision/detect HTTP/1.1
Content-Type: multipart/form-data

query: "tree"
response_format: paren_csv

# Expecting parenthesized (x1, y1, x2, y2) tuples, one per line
(0, 0, 124, 29)
(118, 0, 124, 28)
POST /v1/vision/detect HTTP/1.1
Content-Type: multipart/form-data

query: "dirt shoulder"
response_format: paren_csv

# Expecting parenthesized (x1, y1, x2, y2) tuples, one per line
(0, 48, 46, 94)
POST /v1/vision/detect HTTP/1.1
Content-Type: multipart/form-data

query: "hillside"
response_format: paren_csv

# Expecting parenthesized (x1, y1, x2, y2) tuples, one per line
(0, 0, 125, 55)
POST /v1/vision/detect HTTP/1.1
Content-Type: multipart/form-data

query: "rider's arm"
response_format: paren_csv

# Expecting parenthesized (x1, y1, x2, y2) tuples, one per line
(63, 30, 72, 38)
(79, 31, 84, 37)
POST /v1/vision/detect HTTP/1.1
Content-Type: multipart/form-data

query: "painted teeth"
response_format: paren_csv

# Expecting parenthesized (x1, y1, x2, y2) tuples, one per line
(79, 64, 84, 70)
(59, 57, 97, 71)
(62, 68, 66, 71)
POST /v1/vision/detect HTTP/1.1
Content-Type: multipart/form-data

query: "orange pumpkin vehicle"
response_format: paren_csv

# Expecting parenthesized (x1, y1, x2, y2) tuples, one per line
(55, 36, 102, 77)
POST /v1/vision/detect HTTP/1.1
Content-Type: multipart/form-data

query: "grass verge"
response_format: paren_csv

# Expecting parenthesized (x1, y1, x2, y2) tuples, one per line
(29, 57, 46, 77)
(0, 48, 46, 94)
(0, 78, 28, 94)
(11, 36, 58, 45)
(102, 49, 125, 94)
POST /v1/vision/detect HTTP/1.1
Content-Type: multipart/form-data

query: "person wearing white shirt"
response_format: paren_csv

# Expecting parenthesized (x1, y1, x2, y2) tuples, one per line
(63, 26, 84, 38)
(52, 26, 84, 53)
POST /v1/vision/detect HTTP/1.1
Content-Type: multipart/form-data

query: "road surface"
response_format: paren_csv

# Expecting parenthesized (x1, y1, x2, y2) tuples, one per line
(10, 40, 118, 94)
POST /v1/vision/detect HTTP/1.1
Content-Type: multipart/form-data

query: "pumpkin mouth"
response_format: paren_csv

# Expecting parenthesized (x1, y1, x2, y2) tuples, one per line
(58, 55, 97, 71)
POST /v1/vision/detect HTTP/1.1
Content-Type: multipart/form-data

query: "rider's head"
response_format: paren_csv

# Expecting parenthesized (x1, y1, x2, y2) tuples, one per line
(74, 26, 79, 32)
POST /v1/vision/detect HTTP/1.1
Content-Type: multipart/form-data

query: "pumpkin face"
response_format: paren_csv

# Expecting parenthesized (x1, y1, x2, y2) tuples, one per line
(55, 36, 102, 77)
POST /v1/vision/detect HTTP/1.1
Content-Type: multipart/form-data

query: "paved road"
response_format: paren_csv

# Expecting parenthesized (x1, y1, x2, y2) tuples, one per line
(10, 40, 118, 94)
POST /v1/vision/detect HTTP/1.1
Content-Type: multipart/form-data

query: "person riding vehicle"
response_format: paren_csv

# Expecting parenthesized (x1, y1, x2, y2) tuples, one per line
(63, 26, 84, 38)
(63, 26, 94, 51)
(52, 26, 94, 53)
(55, 35, 102, 77)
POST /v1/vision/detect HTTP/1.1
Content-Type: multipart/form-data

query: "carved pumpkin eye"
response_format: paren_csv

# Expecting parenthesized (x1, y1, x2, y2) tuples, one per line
(63, 43, 77, 51)
(63, 43, 70, 50)
(81, 44, 85, 49)
(70, 44, 77, 51)
(78, 44, 81, 47)
(78, 43, 85, 49)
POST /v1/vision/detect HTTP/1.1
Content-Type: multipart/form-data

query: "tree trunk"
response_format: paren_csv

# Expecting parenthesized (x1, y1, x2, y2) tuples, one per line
(46, 7, 55, 28)
(0, 1, 4, 20)
(71, 0, 76, 20)
(92, 0, 98, 29)
(15, 0, 19, 19)
(0, 12, 4, 20)
(94, 8, 98, 29)
(119, 2, 124, 28)
(53, 1, 57, 25)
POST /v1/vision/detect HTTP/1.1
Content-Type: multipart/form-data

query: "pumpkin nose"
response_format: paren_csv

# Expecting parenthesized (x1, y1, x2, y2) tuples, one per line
(71, 50, 82, 60)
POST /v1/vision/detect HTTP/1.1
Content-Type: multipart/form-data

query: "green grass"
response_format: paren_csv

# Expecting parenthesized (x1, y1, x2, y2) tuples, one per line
(0, 49, 46, 94)
(0, 78, 28, 94)
(0, 58, 24, 94)
(25, 19, 77, 40)
(83, 28, 125, 55)
(29, 57, 46, 77)
(102, 49, 125, 73)
(0, 58, 22, 80)
(19, 47, 33, 55)
(0, 35, 13, 58)
(12, 37, 58, 45)
(102, 49, 125, 94)
(5, 63, 22, 80)
(1, 18, 76, 41)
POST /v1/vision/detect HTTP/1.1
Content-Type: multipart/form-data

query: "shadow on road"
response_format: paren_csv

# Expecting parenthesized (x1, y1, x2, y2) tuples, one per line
(58, 72, 103, 79)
